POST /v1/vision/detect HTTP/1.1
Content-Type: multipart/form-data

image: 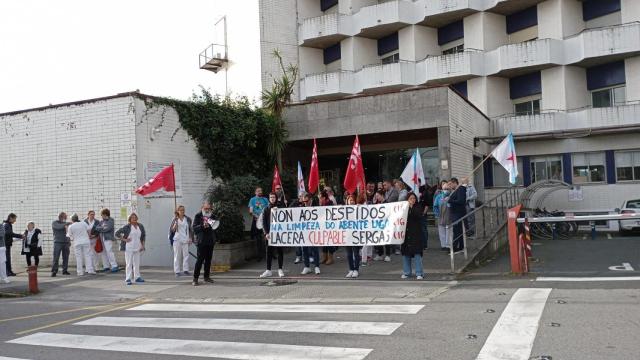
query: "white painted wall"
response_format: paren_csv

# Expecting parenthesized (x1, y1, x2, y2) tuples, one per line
(538, 0, 584, 40)
(298, 0, 324, 20)
(341, 0, 377, 14)
(464, 12, 507, 51)
(341, 36, 377, 71)
(585, 11, 622, 29)
(625, 56, 640, 102)
(541, 65, 589, 111)
(299, 46, 326, 76)
(508, 26, 538, 44)
(0, 96, 137, 267)
(622, 0, 640, 23)
(399, 25, 439, 61)
(133, 99, 212, 267)
(468, 76, 512, 117)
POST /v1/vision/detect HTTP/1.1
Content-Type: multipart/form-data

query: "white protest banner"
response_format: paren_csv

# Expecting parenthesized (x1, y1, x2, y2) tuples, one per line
(268, 202, 409, 247)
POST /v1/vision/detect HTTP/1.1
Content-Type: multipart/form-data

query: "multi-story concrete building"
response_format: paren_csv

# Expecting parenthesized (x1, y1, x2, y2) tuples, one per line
(0, 93, 211, 267)
(260, 0, 640, 228)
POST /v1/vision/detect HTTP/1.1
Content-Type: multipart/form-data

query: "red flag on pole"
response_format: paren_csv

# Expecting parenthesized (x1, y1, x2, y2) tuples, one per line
(272, 165, 283, 193)
(343, 135, 366, 194)
(135, 164, 176, 196)
(308, 139, 320, 194)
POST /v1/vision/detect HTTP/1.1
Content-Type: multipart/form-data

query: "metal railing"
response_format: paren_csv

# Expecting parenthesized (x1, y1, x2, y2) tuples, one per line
(444, 186, 520, 272)
(199, 43, 228, 69)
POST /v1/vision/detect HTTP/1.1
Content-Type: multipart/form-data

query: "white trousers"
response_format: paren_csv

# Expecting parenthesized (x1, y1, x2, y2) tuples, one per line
(125, 250, 141, 281)
(173, 241, 190, 273)
(360, 245, 373, 259)
(96, 240, 118, 270)
(438, 225, 451, 248)
(74, 244, 95, 275)
(0, 247, 7, 281)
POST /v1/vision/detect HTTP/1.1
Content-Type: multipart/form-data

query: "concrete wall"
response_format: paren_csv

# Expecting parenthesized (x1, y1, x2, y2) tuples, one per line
(464, 12, 507, 51)
(468, 76, 512, 118)
(259, 0, 301, 101)
(541, 65, 589, 111)
(399, 25, 439, 61)
(341, 37, 377, 71)
(622, 0, 640, 23)
(625, 56, 640, 103)
(299, 46, 326, 77)
(0, 96, 137, 266)
(133, 99, 212, 267)
(585, 11, 621, 29)
(538, 0, 584, 40)
(283, 87, 450, 141)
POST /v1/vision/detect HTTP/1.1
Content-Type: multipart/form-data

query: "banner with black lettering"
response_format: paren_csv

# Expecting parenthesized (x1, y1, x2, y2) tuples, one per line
(268, 202, 409, 247)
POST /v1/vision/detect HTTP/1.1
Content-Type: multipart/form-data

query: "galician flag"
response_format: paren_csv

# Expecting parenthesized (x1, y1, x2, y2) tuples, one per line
(297, 161, 306, 196)
(400, 148, 425, 199)
(491, 133, 518, 185)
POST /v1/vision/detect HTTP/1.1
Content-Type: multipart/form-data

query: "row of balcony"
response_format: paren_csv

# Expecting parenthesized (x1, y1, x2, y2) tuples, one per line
(491, 102, 640, 136)
(300, 22, 640, 100)
(299, 0, 541, 46)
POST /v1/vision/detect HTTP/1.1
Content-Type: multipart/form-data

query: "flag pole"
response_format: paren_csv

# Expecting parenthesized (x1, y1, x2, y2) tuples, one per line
(171, 163, 177, 212)
(465, 153, 493, 180)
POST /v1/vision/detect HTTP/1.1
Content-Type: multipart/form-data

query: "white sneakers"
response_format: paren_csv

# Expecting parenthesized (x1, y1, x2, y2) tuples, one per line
(401, 274, 408, 279)
(346, 270, 360, 278)
(346, 271, 354, 278)
(314, 267, 321, 274)
(1, 278, 10, 284)
(262, 269, 286, 278)
(301, 267, 311, 275)
(373, 255, 383, 261)
(416, 275, 424, 280)
(384, 256, 391, 262)
(294, 256, 301, 264)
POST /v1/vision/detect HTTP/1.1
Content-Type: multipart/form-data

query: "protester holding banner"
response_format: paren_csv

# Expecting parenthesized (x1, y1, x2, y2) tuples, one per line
(344, 195, 361, 278)
(319, 190, 336, 266)
(359, 191, 374, 266)
(260, 193, 285, 278)
(300, 192, 321, 275)
(401, 193, 424, 280)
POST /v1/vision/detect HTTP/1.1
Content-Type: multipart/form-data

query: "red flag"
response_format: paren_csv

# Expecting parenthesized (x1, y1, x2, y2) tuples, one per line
(136, 164, 176, 196)
(272, 165, 282, 193)
(308, 139, 320, 194)
(343, 135, 366, 194)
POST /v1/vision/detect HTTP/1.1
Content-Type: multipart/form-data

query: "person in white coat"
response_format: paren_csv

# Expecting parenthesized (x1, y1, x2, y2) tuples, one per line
(116, 213, 146, 285)
(67, 214, 95, 276)
(169, 205, 193, 277)
(0, 223, 8, 283)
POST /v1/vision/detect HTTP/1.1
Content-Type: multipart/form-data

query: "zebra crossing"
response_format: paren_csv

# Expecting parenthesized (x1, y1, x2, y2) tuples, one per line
(6, 303, 425, 360)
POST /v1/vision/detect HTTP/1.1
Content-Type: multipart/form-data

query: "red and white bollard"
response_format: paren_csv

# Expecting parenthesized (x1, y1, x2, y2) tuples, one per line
(27, 265, 39, 294)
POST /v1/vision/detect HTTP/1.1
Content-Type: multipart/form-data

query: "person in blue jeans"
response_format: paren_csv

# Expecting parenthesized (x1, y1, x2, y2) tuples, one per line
(299, 192, 320, 275)
(401, 193, 424, 280)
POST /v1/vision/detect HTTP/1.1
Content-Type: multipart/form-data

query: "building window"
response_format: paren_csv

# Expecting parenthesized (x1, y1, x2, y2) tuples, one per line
(320, 0, 338, 12)
(381, 51, 399, 64)
(591, 86, 626, 108)
(506, 6, 538, 34)
(530, 156, 562, 183)
(437, 20, 464, 46)
(509, 71, 542, 101)
(493, 158, 524, 187)
(582, 0, 621, 21)
(572, 152, 606, 183)
(514, 98, 541, 116)
(615, 150, 640, 181)
(442, 44, 464, 55)
(377, 32, 399, 57)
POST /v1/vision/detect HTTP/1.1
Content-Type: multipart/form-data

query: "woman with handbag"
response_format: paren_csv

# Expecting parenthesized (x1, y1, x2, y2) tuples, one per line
(21, 221, 43, 267)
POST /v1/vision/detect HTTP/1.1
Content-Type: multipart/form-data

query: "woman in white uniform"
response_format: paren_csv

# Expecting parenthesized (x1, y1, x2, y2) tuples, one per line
(67, 214, 95, 276)
(169, 205, 193, 277)
(116, 213, 146, 285)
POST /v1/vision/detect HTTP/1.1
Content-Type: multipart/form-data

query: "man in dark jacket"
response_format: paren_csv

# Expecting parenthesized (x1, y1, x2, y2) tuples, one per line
(192, 201, 217, 286)
(51, 212, 71, 276)
(3, 213, 22, 276)
(447, 178, 467, 252)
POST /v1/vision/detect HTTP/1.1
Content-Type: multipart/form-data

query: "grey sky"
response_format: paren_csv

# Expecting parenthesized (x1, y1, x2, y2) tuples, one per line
(0, 0, 256, 113)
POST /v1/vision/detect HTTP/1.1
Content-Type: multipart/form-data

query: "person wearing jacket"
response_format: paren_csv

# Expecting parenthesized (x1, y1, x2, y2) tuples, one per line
(0, 223, 8, 283)
(67, 214, 95, 276)
(84, 210, 101, 272)
(401, 193, 425, 280)
(169, 205, 193, 277)
(115, 213, 146, 285)
(344, 195, 362, 278)
(96, 209, 119, 273)
(259, 192, 285, 278)
(51, 212, 71, 277)
(21, 222, 42, 267)
(3, 213, 22, 276)
(463, 178, 478, 238)
(447, 178, 467, 252)
(192, 201, 217, 286)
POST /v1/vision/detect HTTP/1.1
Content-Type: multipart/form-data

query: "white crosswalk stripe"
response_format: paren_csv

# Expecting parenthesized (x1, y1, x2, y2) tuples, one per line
(6, 302, 422, 359)
(76, 316, 403, 335)
(8, 333, 372, 360)
(128, 303, 425, 314)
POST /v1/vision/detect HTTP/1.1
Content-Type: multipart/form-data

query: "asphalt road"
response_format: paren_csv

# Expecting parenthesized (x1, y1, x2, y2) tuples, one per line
(1, 234, 639, 360)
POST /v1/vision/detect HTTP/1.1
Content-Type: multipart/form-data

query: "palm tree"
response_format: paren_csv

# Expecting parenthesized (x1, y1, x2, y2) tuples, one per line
(262, 49, 298, 169)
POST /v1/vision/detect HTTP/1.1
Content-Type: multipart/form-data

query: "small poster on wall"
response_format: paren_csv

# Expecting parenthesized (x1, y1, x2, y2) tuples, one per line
(568, 186, 583, 202)
(143, 161, 182, 198)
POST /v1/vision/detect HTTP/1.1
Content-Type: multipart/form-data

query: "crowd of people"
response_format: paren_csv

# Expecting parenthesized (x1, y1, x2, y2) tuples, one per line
(0, 177, 477, 285)
(248, 177, 477, 280)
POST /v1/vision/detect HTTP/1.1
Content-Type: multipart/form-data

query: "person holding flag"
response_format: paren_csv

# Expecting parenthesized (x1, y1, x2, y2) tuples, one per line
(490, 133, 519, 185)
(400, 148, 426, 199)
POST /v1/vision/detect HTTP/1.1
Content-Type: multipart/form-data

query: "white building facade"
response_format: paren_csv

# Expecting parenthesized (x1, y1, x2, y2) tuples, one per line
(261, 0, 640, 227)
(0, 93, 211, 267)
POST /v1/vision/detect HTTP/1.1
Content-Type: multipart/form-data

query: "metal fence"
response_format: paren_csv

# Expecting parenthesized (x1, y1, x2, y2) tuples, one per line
(444, 186, 520, 273)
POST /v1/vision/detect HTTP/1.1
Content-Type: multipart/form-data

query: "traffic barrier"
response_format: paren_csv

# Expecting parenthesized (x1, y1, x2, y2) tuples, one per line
(27, 265, 39, 294)
(507, 204, 527, 275)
